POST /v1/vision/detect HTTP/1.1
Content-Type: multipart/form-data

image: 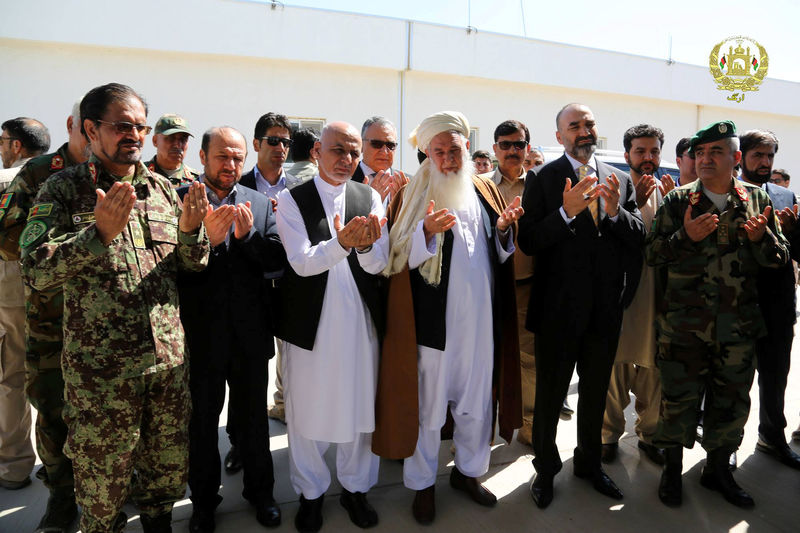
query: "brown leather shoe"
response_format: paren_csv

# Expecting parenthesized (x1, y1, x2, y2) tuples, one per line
(412, 485, 435, 525)
(449, 467, 497, 507)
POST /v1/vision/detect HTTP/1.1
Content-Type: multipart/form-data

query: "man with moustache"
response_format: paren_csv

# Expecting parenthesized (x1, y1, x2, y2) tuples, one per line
(675, 137, 698, 186)
(179, 127, 285, 532)
(0, 99, 90, 531)
(479, 120, 537, 447)
(737, 129, 800, 469)
(373, 111, 522, 525)
(241, 112, 300, 203)
(352, 116, 409, 204)
(19, 83, 210, 532)
(519, 103, 645, 508)
(601, 124, 672, 466)
(144, 114, 199, 188)
(275, 122, 388, 532)
(646, 121, 787, 508)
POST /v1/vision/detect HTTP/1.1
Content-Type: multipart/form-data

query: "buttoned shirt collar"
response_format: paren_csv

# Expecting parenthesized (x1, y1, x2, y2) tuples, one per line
(199, 174, 237, 207)
(565, 152, 597, 177)
(254, 164, 287, 198)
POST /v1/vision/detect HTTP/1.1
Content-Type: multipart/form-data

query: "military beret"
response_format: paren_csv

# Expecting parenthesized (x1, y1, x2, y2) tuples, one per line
(688, 120, 736, 154)
(154, 114, 193, 137)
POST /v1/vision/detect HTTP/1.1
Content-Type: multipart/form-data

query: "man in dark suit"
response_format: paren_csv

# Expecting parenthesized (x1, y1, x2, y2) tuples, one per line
(518, 103, 646, 509)
(739, 129, 800, 469)
(351, 116, 408, 203)
(179, 127, 286, 532)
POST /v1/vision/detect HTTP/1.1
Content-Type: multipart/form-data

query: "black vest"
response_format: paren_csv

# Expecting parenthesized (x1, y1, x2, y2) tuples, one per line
(279, 179, 385, 350)
(410, 190, 497, 351)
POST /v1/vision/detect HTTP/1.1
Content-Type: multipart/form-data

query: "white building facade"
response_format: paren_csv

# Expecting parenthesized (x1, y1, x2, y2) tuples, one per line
(2, 0, 799, 191)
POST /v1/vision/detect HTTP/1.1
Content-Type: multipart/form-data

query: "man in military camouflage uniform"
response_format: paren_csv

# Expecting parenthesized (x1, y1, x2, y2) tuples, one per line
(645, 120, 788, 509)
(144, 113, 199, 188)
(20, 83, 210, 533)
(0, 100, 89, 531)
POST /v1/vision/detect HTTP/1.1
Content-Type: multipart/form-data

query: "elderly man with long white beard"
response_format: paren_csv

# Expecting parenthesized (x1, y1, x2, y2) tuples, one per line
(275, 121, 388, 533)
(372, 111, 523, 525)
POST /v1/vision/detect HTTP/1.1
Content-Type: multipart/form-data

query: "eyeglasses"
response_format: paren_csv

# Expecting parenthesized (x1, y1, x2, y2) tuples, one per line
(496, 140, 528, 150)
(364, 139, 398, 151)
(0, 136, 17, 145)
(261, 136, 292, 148)
(96, 120, 152, 135)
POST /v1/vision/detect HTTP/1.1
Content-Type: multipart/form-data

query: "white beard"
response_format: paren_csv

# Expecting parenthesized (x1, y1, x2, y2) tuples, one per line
(429, 156, 475, 212)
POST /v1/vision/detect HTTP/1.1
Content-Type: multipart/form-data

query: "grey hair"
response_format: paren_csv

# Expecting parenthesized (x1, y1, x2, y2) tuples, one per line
(70, 99, 81, 121)
(360, 116, 395, 138)
(725, 136, 740, 153)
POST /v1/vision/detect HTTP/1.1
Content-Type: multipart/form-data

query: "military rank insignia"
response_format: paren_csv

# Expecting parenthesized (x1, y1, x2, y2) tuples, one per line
(717, 223, 729, 245)
(735, 187, 748, 202)
(148, 163, 156, 173)
(0, 209, 6, 223)
(19, 219, 48, 248)
(28, 203, 53, 219)
(0, 193, 12, 209)
(50, 155, 64, 171)
(689, 192, 701, 205)
(88, 162, 97, 184)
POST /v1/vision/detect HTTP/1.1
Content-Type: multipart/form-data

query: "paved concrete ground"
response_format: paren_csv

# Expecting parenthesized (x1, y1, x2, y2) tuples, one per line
(3, 326, 800, 533)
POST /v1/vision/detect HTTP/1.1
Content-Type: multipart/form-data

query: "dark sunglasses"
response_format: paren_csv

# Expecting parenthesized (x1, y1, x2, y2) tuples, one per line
(96, 120, 152, 135)
(365, 139, 398, 151)
(497, 140, 528, 150)
(261, 136, 292, 148)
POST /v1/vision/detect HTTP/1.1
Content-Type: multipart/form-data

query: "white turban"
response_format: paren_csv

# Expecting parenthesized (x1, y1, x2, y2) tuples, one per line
(408, 111, 470, 152)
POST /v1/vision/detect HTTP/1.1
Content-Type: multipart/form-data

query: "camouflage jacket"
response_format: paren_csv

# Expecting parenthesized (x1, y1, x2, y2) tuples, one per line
(645, 178, 788, 344)
(0, 143, 80, 261)
(144, 157, 199, 189)
(20, 155, 209, 380)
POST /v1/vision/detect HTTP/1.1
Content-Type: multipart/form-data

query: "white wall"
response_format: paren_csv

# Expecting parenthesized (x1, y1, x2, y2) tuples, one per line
(2, 0, 799, 192)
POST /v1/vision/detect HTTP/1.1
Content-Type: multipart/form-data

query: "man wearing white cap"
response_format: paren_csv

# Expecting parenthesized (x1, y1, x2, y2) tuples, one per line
(373, 111, 523, 525)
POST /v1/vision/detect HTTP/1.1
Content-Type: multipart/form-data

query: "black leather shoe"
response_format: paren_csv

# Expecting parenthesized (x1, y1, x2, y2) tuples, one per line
(189, 506, 215, 533)
(340, 489, 378, 528)
(253, 498, 281, 528)
(35, 489, 78, 532)
(112, 511, 128, 533)
(700, 450, 754, 508)
(224, 445, 243, 474)
(140, 511, 172, 533)
(295, 494, 324, 533)
(560, 399, 574, 419)
(449, 467, 497, 507)
(529, 473, 554, 509)
(638, 441, 666, 466)
(756, 438, 800, 470)
(601, 442, 618, 464)
(658, 447, 683, 507)
(574, 467, 623, 500)
(412, 485, 435, 525)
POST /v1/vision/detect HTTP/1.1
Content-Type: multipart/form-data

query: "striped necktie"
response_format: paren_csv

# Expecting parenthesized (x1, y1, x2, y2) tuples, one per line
(579, 164, 599, 226)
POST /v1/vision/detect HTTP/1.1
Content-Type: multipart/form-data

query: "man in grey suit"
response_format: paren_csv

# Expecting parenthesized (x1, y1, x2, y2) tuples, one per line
(738, 129, 800, 469)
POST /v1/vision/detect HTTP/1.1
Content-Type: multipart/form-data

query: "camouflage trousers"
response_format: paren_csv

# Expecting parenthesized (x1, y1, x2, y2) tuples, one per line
(24, 286, 73, 492)
(655, 337, 756, 452)
(63, 364, 190, 533)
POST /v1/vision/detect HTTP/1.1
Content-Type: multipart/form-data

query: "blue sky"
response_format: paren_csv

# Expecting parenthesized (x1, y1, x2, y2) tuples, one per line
(261, 0, 796, 82)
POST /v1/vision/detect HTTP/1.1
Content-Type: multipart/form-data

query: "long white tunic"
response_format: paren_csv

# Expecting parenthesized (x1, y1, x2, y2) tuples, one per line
(408, 191, 513, 431)
(276, 176, 389, 443)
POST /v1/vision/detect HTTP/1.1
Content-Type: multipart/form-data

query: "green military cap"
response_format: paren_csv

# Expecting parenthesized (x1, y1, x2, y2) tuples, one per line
(688, 120, 736, 154)
(154, 114, 193, 137)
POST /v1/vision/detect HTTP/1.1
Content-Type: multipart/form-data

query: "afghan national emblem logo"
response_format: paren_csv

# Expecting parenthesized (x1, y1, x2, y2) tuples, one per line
(709, 36, 768, 103)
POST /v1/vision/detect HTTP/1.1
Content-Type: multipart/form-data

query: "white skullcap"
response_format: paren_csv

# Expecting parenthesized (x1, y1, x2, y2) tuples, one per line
(408, 111, 470, 151)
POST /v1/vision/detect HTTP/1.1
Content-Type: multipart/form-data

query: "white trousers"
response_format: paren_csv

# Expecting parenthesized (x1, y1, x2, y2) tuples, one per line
(403, 406, 492, 490)
(287, 426, 379, 499)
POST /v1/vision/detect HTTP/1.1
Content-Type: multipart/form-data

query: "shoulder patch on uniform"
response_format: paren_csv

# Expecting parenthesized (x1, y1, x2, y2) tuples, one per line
(148, 163, 156, 173)
(28, 203, 53, 219)
(734, 186, 748, 202)
(19, 219, 49, 248)
(72, 212, 96, 225)
(147, 211, 178, 225)
(50, 155, 64, 171)
(689, 192, 701, 205)
(0, 193, 12, 209)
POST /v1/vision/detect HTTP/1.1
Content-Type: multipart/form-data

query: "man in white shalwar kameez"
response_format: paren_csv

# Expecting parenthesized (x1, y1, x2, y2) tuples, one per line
(374, 111, 524, 525)
(275, 122, 388, 533)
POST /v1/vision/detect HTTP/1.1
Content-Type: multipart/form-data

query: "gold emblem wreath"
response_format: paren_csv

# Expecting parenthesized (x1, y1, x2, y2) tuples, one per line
(709, 36, 768, 95)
